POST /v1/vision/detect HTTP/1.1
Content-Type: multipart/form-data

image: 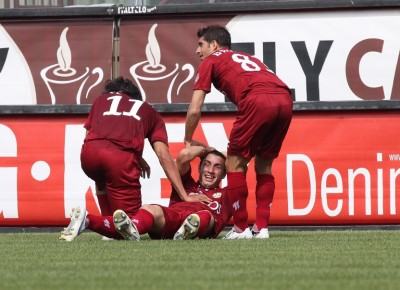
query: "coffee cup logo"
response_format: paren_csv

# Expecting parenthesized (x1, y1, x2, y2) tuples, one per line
(130, 23, 194, 103)
(40, 27, 103, 104)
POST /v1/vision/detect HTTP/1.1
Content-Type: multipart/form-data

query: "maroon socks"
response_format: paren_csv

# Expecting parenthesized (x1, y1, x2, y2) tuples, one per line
(227, 172, 249, 231)
(255, 174, 275, 231)
(87, 214, 120, 239)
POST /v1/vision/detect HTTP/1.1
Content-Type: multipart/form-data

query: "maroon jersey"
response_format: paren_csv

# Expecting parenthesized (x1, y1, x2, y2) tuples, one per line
(194, 49, 289, 106)
(84, 92, 168, 155)
(169, 168, 231, 237)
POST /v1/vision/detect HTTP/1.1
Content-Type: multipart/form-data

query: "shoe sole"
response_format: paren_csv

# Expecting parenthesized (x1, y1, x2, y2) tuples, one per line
(173, 214, 200, 240)
(59, 208, 84, 242)
(113, 210, 140, 241)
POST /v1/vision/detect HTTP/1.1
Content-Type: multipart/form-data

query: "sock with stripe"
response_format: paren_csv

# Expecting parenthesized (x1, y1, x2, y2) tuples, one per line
(87, 214, 121, 239)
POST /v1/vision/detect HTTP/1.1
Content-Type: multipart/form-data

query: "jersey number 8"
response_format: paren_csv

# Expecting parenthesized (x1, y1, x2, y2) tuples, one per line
(231, 53, 261, 72)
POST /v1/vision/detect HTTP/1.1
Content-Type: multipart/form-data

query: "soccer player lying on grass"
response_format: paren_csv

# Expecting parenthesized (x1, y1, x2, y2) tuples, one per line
(59, 145, 232, 241)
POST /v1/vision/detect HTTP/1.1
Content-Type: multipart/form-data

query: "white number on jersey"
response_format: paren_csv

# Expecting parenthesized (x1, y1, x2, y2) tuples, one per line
(103, 95, 143, 120)
(231, 53, 261, 72)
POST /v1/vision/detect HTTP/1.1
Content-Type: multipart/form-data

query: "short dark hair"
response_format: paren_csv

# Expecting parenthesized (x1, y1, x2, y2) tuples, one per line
(104, 77, 142, 100)
(197, 25, 231, 49)
(199, 149, 227, 177)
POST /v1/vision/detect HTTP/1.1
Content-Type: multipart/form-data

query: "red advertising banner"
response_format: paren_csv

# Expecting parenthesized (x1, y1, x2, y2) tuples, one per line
(0, 111, 399, 226)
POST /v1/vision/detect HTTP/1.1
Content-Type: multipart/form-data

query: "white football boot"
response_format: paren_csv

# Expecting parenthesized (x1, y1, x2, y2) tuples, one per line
(59, 207, 87, 242)
(253, 228, 270, 239)
(173, 213, 200, 240)
(113, 209, 140, 241)
(224, 227, 253, 240)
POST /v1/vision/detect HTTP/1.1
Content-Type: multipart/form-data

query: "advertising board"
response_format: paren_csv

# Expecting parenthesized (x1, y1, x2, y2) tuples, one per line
(1, 111, 399, 226)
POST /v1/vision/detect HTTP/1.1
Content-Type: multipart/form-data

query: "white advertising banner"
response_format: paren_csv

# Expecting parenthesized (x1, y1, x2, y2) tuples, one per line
(211, 10, 400, 102)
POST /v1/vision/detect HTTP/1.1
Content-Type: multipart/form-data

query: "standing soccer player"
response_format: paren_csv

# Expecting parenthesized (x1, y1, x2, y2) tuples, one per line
(184, 25, 293, 239)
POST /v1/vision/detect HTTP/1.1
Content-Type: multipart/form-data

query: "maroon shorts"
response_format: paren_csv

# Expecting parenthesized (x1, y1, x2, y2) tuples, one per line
(149, 202, 210, 239)
(228, 91, 293, 160)
(81, 139, 142, 215)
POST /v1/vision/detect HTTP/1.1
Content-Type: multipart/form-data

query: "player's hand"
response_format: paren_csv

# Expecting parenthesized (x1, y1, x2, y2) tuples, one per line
(139, 157, 151, 178)
(185, 192, 211, 203)
(184, 140, 192, 148)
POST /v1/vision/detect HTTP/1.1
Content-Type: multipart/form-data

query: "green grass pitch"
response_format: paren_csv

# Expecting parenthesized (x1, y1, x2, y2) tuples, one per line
(0, 230, 400, 290)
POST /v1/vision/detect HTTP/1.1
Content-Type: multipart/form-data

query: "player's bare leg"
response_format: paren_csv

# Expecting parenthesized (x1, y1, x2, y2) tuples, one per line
(140, 205, 165, 236)
(253, 155, 274, 239)
(224, 154, 253, 239)
(255, 156, 273, 175)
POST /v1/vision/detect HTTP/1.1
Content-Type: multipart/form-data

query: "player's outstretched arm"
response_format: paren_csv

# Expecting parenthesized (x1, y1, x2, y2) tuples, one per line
(184, 90, 206, 146)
